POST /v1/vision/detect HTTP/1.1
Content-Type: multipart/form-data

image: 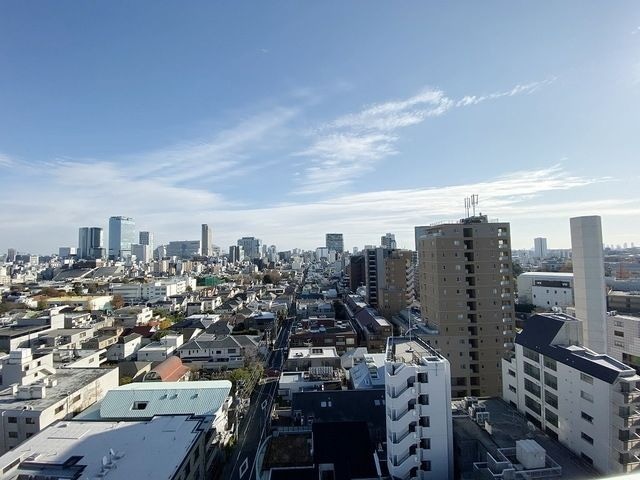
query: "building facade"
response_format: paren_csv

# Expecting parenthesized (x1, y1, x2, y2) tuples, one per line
(78, 226, 105, 260)
(237, 237, 262, 260)
(325, 233, 344, 253)
(108, 216, 135, 260)
(166, 240, 200, 258)
(502, 313, 640, 475)
(202, 224, 213, 257)
(516, 272, 574, 309)
(385, 336, 453, 480)
(533, 237, 548, 259)
(418, 215, 515, 398)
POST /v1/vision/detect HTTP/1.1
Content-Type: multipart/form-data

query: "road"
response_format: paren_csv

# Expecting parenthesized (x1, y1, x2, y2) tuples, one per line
(222, 316, 293, 480)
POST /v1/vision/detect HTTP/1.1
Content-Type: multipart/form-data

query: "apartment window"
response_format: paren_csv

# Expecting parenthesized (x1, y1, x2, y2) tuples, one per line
(581, 453, 593, 465)
(580, 391, 594, 403)
(508, 369, 516, 377)
(614, 341, 624, 348)
(581, 411, 594, 423)
(545, 408, 558, 427)
(72, 395, 81, 404)
(544, 390, 558, 409)
(524, 362, 540, 381)
(614, 320, 624, 327)
(508, 385, 517, 393)
(581, 432, 594, 445)
(423, 461, 431, 471)
(8, 432, 17, 439)
(614, 331, 624, 337)
(524, 379, 541, 398)
(580, 373, 594, 385)
(525, 395, 542, 415)
(544, 372, 557, 390)
(7, 417, 17, 424)
(543, 357, 556, 371)
(523, 347, 540, 362)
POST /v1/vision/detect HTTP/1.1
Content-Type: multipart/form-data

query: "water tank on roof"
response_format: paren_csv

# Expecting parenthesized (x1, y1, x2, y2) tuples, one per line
(516, 439, 546, 469)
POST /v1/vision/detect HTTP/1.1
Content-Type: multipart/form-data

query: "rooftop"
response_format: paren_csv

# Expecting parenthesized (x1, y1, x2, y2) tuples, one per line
(386, 335, 445, 364)
(0, 367, 117, 411)
(0, 416, 203, 479)
(288, 347, 339, 360)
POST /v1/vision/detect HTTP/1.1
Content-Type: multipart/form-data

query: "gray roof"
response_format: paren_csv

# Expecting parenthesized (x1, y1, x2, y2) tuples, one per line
(94, 380, 231, 419)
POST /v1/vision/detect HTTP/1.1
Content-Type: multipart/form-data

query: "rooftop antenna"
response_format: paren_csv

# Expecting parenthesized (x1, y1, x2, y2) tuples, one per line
(471, 194, 479, 216)
(464, 197, 471, 218)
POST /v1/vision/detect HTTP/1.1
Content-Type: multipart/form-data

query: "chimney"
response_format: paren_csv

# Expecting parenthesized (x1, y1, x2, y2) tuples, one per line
(570, 215, 607, 353)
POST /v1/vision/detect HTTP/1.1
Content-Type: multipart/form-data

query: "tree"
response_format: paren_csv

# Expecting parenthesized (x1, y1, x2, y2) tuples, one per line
(512, 262, 524, 277)
(111, 294, 125, 310)
(262, 274, 273, 285)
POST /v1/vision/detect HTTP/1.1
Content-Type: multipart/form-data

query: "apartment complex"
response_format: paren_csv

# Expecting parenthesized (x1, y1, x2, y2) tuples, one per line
(385, 336, 453, 480)
(418, 215, 515, 398)
(364, 248, 415, 319)
(503, 313, 640, 475)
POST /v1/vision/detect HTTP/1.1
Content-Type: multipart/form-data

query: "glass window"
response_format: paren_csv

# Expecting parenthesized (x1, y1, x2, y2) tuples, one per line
(543, 357, 557, 371)
(580, 391, 594, 403)
(581, 432, 594, 444)
(524, 362, 541, 381)
(580, 373, 594, 385)
(545, 408, 558, 427)
(544, 372, 557, 390)
(525, 395, 541, 415)
(581, 411, 593, 423)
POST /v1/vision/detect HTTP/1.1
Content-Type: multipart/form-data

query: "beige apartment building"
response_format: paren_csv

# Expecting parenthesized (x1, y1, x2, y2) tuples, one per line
(418, 215, 515, 398)
(365, 248, 414, 320)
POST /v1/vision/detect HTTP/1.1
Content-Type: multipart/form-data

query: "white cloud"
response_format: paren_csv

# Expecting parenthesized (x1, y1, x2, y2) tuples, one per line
(296, 78, 556, 194)
(0, 153, 15, 167)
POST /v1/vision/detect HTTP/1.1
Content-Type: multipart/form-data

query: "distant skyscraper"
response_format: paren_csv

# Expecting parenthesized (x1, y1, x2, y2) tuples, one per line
(380, 233, 397, 249)
(325, 233, 344, 253)
(533, 237, 548, 259)
(6, 248, 16, 262)
(237, 237, 262, 260)
(58, 247, 76, 259)
(201, 224, 212, 257)
(131, 244, 151, 263)
(570, 215, 607, 353)
(139, 231, 154, 252)
(108, 216, 135, 260)
(166, 240, 200, 259)
(78, 227, 105, 259)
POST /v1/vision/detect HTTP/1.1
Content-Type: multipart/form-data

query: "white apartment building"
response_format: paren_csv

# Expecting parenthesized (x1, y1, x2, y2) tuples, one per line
(516, 272, 574, 308)
(502, 313, 640, 475)
(607, 312, 640, 372)
(110, 277, 196, 302)
(385, 336, 453, 480)
(136, 333, 183, 362)
(112, 305, 154, 327)
(106, 333, 143, 361)
(0, 348, 118, 454)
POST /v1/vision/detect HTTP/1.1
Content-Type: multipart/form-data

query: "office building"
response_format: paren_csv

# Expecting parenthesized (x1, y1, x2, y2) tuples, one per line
(108, 216, 135, 260)
(381, 233, 397, 249)
(6, 248, 16, 263)
(325, 233, 344, 253)
(502, 313, 640, 475)
(534, 237, 548, 259)
(139, 231, 154, 252)
(418, 215, 515, 398)
(349, 254, 366, 292)
(385, 336, 453, 480)
(131, 243, 151, 263)
(571, 215, 607, 353)
(202, 224, 213, 257)
(58, 247, 76, 258)
(237, 236, 262, 260)
(166, 240, 200, 259)
(78, 227, 105, 259)
(516, 272, 574, 309)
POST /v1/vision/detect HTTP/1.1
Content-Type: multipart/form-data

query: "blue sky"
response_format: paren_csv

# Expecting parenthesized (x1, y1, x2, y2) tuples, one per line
(1, 2, 639, 254)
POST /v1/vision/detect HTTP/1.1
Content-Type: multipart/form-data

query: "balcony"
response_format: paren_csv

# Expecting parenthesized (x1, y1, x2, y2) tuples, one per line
(501, 305, 512, 311)
(504, 342, 515, 349)
(497, 231, 508, 237)
(498, 243, 509, 250)
(499, 268, 510, 274)
(502, 317, 512, 323)
(392, 451, 417, 468)
(500, 280, 511, 287)
(501, 293, 511, 299)
(619, 452, 640, 470)
(615, 387, 640, 405)
(498, 255, 510, 262)
(616, 432, 640, 452)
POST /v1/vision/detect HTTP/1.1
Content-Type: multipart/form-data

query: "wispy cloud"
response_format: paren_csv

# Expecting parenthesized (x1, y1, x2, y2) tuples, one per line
(295, 78, 556, 194)
(0, 153, 15, 167)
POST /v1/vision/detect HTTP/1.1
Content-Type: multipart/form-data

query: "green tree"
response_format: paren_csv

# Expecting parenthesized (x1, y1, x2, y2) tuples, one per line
(111, 294, 125, 310)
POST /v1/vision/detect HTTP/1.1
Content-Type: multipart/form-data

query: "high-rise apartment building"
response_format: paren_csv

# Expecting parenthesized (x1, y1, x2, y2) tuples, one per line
(237, 237, 262, 260)
(571, 216, 607, 354)
(325, 233, 344, 253)
(6, 249, 16, 263)
(364, 248, 414, 318)
(78, 227, 105, 260)
(108, 216, 135, 260)
(381, 233, 397, 249)
(201, 224, 212, 257)
(533, 237, 548, 259)
(418, 215, 515, 398)
(385, 336, 453, 480)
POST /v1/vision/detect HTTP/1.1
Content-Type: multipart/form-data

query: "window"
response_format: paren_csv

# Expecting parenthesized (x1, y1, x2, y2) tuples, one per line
(581, 411, 593, 423)
(545, 408, 558, 427)
(580, 391, 594, 403)
(423, 461, 431, 471)
(543, 357, 556, 371)
(54, 405, 64, 414)
(581, 453, 593, 465)
(8, 432, 17, 438)
(508, 369, 516, 377)
(580, 373, 594, 385)
(25, 418, 35, 425)
(524, 379, 541, 398)
(581, 432, 594, 445)
(614, 331, 624, 337)
(614, 320, 624, 327)
(524, 362, 540, 380)
(545, 390, 558, 409)
(132, 401, 148, 410)
(7, 417, 17, 424)
(72, 394, 81, 404)
(525, 395, 541, 415)
(544, 372, 557, 390)
(509, 385, 517, 393)
(614, 341, 624, 348)
(2, 458, 20, 474)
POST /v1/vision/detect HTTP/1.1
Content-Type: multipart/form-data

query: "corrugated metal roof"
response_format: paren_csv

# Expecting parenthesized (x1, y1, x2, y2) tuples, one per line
(98, 380, 231, 419)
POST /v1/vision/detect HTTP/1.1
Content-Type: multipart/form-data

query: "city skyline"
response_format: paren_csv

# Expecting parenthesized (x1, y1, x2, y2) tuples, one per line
(1, 2, 639, 253)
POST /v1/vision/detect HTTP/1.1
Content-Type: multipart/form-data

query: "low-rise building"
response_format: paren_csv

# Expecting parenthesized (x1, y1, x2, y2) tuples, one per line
(608, 291, 640, 315)
(136, 333, 183, 362)
(354, 307, 393, 352)
(0, 348, 118, 454)
(289, 318, 357, 354)
(285, 346, 341, 371)
(516, 272, 574, 309)
(44, 295, 113, 311)
(106, 332, 143, 361)
(177, 334, 259, 370)
(39, 327, 95, 349)
(502, 313, 640, 475)
(112, 305, 154, 327)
